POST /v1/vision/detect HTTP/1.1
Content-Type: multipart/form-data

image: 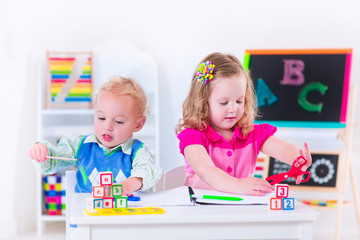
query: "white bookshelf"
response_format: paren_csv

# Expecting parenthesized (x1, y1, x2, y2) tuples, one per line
(36, 40, 160, 235)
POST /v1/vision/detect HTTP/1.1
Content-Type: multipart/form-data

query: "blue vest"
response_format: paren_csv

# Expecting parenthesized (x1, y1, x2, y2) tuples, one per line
(74, 135, 143, 193)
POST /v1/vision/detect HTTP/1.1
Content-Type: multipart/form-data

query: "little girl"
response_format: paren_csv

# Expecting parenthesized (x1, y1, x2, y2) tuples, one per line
(176, 52, 312, 196)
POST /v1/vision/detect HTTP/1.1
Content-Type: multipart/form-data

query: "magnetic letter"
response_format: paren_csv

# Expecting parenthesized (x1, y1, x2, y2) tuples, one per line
(298, 82, 328, 112)
(256, 78, 278, 107)
(280, 59, 305, 86)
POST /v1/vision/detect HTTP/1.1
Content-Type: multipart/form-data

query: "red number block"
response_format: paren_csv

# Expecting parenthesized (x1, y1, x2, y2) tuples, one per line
(270, 197, 283, 210)
(275, 184, 289, 198)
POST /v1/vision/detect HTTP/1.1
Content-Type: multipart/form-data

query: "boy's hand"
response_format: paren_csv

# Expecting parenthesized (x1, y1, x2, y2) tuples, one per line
(295, 142, 312, 184)
(237, 177, 274, 196)
(29, 143, 49, 162)
(120, 177, 143, 196)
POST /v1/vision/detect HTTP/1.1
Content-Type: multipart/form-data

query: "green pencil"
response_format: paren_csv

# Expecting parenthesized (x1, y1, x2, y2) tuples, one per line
(202, 195, 243, 201)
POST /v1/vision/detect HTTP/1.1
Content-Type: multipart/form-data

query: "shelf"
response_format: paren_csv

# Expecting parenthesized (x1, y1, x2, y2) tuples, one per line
(37, 41, 160, 235)
(41, 109, 95, 115)
(40, 215, 66, 222)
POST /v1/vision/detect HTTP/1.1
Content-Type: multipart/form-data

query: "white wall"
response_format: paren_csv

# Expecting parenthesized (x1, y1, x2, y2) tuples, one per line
(1, 0, 360, 237)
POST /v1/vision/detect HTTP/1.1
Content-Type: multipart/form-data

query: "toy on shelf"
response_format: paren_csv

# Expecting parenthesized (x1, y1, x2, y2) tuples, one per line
(43, 175, 66, 215)
(266, 156, 310, 186)
(46, 51, 93, 109)
(270, 184, 294, 210)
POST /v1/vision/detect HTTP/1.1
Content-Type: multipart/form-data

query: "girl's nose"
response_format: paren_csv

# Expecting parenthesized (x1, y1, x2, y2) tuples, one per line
(228, 102, 237, 113)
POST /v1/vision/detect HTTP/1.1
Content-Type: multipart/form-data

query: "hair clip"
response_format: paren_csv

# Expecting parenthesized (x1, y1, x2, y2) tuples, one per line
(196, 61, 215, 84)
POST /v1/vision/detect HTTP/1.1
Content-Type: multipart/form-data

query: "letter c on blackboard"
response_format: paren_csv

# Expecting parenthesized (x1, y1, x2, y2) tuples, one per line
(298, 82, 328, 113)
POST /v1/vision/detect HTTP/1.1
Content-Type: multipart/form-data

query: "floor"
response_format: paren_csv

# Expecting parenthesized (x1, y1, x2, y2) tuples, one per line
(5, 207, 360, 240)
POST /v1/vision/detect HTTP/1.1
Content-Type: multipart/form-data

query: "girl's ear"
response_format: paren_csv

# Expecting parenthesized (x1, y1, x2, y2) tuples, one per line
(134, 116, 146, 132)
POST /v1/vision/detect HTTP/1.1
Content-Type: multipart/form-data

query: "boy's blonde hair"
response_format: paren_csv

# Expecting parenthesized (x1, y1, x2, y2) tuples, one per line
(176, 52, 257, 136)
(95, 75, 148, 117)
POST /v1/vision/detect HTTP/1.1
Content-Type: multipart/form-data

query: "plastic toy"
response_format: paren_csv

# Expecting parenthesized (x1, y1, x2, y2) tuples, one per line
(266, 156, 310, 186)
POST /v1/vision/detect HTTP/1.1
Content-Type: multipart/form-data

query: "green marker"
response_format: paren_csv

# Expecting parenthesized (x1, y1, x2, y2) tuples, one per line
(202, 195, 243, 201)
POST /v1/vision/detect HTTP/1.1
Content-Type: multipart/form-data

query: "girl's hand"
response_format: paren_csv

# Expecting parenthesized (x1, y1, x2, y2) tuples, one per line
(28, 143, 49, 162)
(237, 177, 274, 196)
(295, 142, 312, 184)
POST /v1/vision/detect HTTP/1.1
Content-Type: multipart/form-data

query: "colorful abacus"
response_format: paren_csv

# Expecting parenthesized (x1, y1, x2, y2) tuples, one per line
(270, 184, 295, 210)
(87, 172, 128, 210)
(43, 175, 66, 215)
(47, 51, 93, 109)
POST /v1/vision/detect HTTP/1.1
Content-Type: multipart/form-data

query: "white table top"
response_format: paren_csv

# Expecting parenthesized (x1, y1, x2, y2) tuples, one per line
(70, 193, 319, 225)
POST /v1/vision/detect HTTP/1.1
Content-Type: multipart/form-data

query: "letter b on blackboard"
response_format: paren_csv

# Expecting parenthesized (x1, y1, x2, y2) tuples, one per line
(280, 59, 305, 86)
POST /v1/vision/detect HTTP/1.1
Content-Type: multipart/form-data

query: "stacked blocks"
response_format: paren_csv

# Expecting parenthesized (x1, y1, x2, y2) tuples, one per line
(270, 184, 294, 210)
(43, 175, 66, 215)
(87, 172, 128, 210)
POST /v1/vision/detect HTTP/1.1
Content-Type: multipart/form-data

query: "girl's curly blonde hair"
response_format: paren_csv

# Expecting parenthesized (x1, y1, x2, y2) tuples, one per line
(176, 52, 258, 136)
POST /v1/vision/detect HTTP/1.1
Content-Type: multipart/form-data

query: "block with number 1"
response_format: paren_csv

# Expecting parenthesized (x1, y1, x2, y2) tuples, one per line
(270, 197, 283, 210)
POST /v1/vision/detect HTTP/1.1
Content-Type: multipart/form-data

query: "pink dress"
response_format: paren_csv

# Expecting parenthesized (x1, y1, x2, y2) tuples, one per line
(177, 124, 276, 190)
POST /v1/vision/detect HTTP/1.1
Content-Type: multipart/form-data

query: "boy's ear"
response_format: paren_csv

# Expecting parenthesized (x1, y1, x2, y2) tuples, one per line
(134, 116, 146, 132)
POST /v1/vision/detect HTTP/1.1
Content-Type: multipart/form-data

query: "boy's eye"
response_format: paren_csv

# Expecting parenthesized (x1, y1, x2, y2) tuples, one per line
(115, 120, 124, 124)
(220, 102, 228, 105)
(236, 100, 243, 104)
(98, 117, 105, 120)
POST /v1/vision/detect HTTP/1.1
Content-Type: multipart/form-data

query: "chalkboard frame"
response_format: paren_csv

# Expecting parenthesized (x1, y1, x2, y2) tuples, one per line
(244, 49, 352, 128)
(264, 151, 344, 191)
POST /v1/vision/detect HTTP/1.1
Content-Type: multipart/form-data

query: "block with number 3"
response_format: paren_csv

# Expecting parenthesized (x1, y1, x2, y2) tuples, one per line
(275, 184, 289, 198)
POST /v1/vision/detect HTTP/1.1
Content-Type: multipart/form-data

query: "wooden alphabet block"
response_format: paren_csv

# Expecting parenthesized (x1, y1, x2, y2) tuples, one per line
(270, 197, 283, 210)
(115, 196, 128, 208)
(275, 184, 289, 198)
(282, 198, 295, 210)
(93, 186, 105, 198)
(112, 184, 123, 197)
(100, 172, 113, 186)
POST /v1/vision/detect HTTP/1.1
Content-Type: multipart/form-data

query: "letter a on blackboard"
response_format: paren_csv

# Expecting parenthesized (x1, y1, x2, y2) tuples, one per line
(256, 78, 278, 107)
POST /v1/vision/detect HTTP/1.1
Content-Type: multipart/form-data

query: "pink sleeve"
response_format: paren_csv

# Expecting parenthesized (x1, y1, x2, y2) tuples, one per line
(253, 123, 277, 150)
(177, 128, 206, 155)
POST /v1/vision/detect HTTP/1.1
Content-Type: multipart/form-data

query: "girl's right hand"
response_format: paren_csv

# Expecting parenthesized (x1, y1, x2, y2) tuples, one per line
(237, 177, 274, 196)
(28, 143, 49, 162)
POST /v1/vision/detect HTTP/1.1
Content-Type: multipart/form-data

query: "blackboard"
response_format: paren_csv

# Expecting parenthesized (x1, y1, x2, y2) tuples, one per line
(267, 153, 339, 189)
(244, 49, 352, 128)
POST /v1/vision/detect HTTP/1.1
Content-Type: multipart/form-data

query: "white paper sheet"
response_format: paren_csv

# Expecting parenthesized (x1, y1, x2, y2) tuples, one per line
(191, 188, 270, 205)
(129, 186, 194, 207)
(128, 186, 270, 207)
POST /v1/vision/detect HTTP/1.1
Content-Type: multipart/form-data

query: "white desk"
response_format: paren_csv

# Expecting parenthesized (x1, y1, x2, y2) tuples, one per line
(70, 193, 318, 240)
